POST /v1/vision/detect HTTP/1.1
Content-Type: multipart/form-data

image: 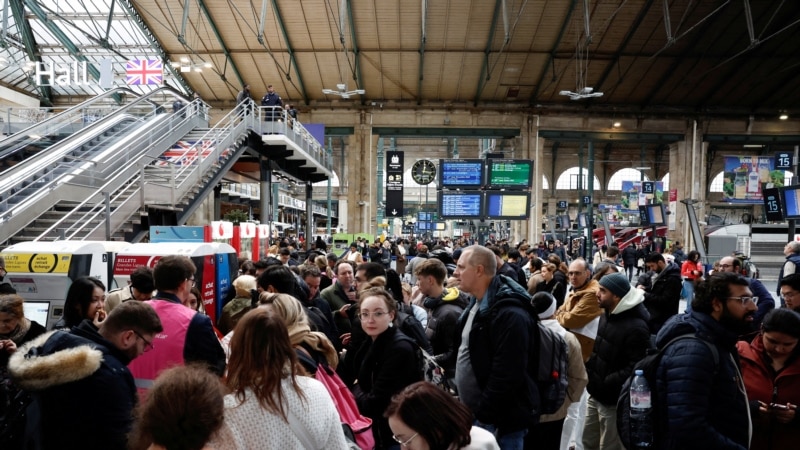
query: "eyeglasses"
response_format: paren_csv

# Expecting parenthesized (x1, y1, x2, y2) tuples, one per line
(187, 277, 196, 287)
(359, 311, 388, 321)
(727, 296, 758, 306)
(567, 271, 585, 277)
(392, 432, 418, 447)
(719, 264, 734, 269)
(133, 330, 155, 352)
(780, 290, 799, 300)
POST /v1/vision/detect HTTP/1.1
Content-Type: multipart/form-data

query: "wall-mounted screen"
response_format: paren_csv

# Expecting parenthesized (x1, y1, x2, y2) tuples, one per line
(439, 159, 484, 189)
(557, 214, 571, 229)
(484, 191, 530, 219)
(782, 185, 800, 219)
(438, 191, 483, 219)
(486, 159, 533, 189)
(638, 205, 650, 226)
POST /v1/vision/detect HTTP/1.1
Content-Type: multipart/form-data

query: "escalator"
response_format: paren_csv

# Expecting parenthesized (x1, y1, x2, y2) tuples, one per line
(0, 88, 143, 170)
(2, 99, 251, 245)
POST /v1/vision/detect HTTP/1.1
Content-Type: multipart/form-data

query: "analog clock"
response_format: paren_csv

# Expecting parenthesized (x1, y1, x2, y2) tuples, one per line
(412, 159, 436, 185)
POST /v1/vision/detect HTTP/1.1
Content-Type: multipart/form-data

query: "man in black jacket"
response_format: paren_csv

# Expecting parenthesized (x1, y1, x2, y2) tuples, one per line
(452, 245, 538, 448)
(637, 253, 682, 335)
(583, 272, 651, 449)
(9, 302, 162, 450)
(653, 273, 755, 449)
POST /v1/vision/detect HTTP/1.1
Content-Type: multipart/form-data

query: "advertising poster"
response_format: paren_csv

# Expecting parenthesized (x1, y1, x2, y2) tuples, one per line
(722, 156, 784, 204)
(669, 189, 678, 230)
(619, 181, 665, 212)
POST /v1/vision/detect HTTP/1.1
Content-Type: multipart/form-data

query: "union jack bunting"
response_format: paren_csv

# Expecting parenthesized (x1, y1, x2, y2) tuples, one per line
(126, 59, 163, 85)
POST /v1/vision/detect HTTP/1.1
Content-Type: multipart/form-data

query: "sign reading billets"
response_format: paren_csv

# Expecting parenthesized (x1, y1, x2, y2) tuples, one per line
(386, 151, 404, 217)
(436, 158, 534, 220)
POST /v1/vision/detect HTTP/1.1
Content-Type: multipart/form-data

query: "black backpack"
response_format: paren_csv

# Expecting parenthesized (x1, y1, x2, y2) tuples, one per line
(396, 303, 433, 354)
(490, 296, 570, 417)
(616, 334, 719, 449)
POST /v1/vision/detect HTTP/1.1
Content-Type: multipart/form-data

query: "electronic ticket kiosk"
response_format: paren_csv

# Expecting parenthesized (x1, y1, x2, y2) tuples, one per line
(1, 240, 132, 329)
(112, 242, 236, 322)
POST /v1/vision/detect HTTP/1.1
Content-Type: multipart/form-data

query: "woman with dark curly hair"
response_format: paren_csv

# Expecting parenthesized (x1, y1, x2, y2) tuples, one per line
(385, 381, 499, 450)
(53, 276, 106, 330)
(129, 364, 225, 450)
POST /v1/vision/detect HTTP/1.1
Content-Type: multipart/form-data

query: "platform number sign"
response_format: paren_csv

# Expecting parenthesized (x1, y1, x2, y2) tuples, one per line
(582, 195, 591, 205)
(642, 181, 654, 194)
(776, 152, 792, 170)
(557, 200, 567, 209)
(763, 188, 784, 221)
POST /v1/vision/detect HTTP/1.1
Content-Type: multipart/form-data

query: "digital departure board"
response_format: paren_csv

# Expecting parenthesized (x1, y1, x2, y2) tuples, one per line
(484, 191, 530, 219)
(486, 159, 533, 189)
(763, 188, 783, 221)
(782, 185, 800, 219)
(438, 191, 483, 218)
(439, 159, 484, 189)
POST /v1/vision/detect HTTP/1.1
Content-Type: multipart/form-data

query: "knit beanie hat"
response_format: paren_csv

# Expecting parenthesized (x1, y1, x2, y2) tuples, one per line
(598, 272, 630, 299)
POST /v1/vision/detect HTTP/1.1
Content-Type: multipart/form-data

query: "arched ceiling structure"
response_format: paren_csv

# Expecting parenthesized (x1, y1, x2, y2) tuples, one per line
(1, 0, 800, 119)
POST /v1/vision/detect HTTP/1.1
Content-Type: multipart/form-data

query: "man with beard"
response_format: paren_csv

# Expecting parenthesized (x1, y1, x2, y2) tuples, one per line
(652, 272, 755, 450)
(9, 301, 162, 450)
(637, 253, 682, 335)
(717, 255, 775, 334)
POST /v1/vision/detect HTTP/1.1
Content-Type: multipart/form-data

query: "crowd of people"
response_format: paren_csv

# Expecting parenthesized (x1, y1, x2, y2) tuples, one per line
(0, 233, 799, 450)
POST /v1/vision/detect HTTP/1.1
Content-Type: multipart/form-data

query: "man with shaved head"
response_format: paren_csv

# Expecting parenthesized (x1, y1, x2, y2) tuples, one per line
(450, 245, 537, 449)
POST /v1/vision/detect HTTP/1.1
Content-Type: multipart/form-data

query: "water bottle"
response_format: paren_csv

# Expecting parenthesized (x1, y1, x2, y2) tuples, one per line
(630, 369, 653, 448)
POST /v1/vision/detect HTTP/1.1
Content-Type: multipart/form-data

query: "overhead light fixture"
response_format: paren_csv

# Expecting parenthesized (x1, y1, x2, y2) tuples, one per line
(322, 83, 365, 99)
(612, 121, 621, 128)
(780, 113, 789, 120)
(559, 86, 603, 100)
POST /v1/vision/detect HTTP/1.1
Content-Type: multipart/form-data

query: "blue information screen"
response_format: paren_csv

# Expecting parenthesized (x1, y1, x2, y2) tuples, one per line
(440, 192, 482, 218)
(784, 186, 800, 219)
(440, 160, 483, 187)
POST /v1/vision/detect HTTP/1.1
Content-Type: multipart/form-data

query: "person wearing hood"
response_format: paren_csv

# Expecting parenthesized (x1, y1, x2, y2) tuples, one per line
(8, 301, 163, 450)
(582, 272, 651, 450)
(414, 258, 468, 382)
(637, 252, 683, 335)
(449, 245, 538, 449)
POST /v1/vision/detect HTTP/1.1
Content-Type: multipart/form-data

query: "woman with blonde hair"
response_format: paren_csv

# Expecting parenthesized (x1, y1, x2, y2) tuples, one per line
(258, 292, 338, 373)
(314, 255, 335, 291)
(213, 308, 348, 449)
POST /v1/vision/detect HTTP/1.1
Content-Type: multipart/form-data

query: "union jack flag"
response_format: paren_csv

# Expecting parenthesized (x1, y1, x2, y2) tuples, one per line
(126, 59, 163, 85)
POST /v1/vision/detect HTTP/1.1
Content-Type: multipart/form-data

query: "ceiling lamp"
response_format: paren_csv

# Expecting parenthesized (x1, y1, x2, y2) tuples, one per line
(559, 86, 603, 101)
(780, 113, 789, 120)
(322, 83, 365, 99)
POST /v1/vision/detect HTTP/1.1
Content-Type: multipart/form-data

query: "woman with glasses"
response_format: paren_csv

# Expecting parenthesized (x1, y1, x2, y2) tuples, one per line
(53, 276, 106, 330)
(351, 287, 422, 449)
(386, 381, 499, 450)
(737, 308, 800, 450)
(213, 308, 349, 449)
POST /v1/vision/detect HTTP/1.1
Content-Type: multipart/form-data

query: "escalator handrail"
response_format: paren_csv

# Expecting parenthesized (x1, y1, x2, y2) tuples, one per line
(0, 87, 191, 188)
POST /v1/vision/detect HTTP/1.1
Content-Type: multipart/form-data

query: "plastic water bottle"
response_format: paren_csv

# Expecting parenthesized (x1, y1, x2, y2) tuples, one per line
(630, 369, 653, 448)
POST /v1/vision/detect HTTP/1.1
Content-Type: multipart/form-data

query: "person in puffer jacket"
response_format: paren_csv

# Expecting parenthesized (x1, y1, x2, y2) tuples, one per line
(652, 272, 756, 450)
(414, 258, 469, 378)
(583, 272, 651, 449)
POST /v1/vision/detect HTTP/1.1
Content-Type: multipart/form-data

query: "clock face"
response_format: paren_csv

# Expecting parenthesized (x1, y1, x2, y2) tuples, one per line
(412, 159, 436, 185)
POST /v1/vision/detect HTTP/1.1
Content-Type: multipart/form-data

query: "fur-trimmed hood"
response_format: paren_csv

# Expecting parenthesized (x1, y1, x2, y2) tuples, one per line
(8, 330, 103, 391)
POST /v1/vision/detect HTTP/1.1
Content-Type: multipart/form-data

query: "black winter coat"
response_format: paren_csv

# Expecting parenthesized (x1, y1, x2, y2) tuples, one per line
(642, 262, 683, 334)
(653, 312, 750, 450)
(450, 275, 538, 435)
(9, 321, 136, 450)
(622, 245, 638, 267)
(585, 299, 651, 406)
(353, 326, 422, 449)
(423, 287, 468, 374)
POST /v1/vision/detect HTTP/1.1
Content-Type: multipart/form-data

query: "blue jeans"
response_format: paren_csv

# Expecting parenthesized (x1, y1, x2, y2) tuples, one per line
(683, 280, 695, 313)
(475, 421, 526, 450)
